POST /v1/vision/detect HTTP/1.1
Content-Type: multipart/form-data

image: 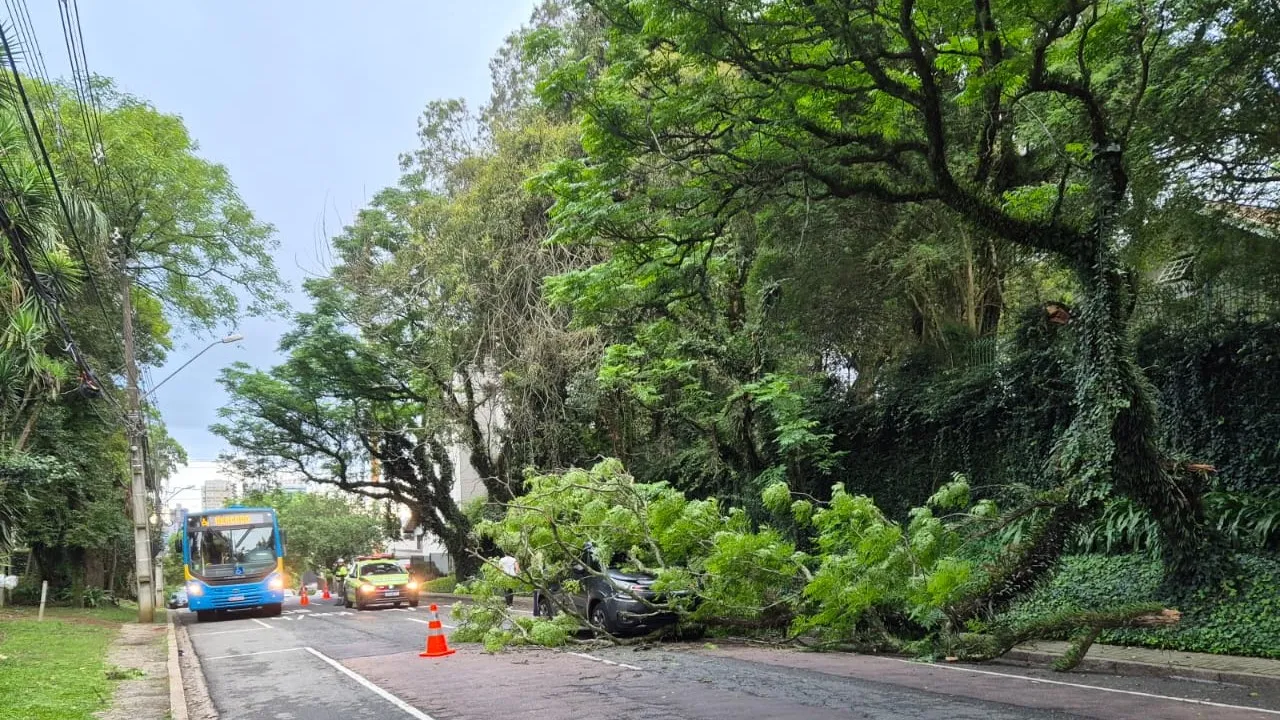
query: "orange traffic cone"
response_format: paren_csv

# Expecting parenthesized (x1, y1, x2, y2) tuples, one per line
(321, 579, 331, 600)
(418, 604, 455, 658)
(299, 582, 310, 607)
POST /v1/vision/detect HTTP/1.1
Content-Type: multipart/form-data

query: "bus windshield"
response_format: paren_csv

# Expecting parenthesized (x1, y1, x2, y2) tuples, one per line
(189, 524, 277, 580)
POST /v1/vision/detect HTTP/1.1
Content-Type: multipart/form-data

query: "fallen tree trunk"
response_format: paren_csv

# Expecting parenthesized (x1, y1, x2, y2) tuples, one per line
(949, 604, 1181, 671)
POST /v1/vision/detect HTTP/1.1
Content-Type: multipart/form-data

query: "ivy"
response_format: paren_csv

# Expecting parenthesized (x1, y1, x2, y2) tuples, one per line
(1002, 554, 1280, 659)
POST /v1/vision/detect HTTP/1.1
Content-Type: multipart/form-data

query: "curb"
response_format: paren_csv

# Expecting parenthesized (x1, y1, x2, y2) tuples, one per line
(165, 613, 188, 720)
(1000, 648, 1280, 693)
(172, 614, 219, 719)
(423, 592, 535, 609)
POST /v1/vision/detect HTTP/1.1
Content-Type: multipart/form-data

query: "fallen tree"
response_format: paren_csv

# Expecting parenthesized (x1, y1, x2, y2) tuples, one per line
(450, 459, 1180, 670)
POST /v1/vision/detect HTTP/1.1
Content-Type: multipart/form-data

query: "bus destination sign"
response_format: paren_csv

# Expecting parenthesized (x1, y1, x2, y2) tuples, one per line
(188, 512, 270, 529)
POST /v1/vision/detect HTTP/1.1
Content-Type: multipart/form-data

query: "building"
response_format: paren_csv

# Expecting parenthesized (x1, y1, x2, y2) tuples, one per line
(201, 477, 235, 510)
(386, 369, 502, 575)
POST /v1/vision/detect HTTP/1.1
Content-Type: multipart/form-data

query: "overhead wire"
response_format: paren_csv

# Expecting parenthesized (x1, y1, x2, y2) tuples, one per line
(0, 21, 125, 420)
(55, 0, 106, 191)
(10, 2, 120, 343)
(0, 21, 118, 347)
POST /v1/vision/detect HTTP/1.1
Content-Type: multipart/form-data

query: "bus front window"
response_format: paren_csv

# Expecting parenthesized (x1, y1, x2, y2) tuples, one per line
(190, 525, 277, 579)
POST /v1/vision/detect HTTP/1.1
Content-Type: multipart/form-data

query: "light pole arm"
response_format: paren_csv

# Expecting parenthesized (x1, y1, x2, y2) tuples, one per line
(144, 333, 243, 399)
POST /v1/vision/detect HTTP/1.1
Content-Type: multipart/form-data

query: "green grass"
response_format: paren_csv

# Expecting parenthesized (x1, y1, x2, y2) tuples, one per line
(0, 606, 139, 720)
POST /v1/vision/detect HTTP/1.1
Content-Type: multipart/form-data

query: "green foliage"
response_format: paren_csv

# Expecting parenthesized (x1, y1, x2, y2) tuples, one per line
(1003, 554, 1280, 659)
(239, 489, 387, 578)
(797, 478, 985, 640)
(50, 79, 283, 329)
(209, 0, 1280, 659)
(452, 459, 807, 647)
(422, 576, 458, 594)
(1138, 316, 1280, 496)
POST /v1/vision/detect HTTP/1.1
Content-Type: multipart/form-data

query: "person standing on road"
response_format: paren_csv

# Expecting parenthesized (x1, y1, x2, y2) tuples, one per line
(498, 554, 519, 607)
(333, 559, 349, 602)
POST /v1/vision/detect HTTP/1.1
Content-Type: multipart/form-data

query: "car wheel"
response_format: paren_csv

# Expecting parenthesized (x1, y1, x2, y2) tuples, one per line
(589, 602, 613, 634)
(344, 594, 353, 609)
(538, 595, 555, 619)
(409, 600, 419, 608)
(262, 603, 283, 618)
(196, 610, 214, 623)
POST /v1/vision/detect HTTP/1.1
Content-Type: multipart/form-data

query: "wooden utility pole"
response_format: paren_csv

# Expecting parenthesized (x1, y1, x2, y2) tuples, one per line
(120, 248, 154, 623)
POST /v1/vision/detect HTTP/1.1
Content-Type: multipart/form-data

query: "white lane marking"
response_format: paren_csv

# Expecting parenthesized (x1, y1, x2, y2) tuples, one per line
(894, 660, 1280, 716)
(250, 618, 273, 629)
(191, 627, 270, 637)
(205, 647, 305, 661)
(304, 647, 436, 720)
(568, 651, 642, 671)
(406, 617, 456, 630)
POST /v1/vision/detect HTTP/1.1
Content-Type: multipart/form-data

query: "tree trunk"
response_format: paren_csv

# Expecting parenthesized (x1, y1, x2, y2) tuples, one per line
(1060, 149, 1216, 580)
(447, 530, 480, 581)
(14, 402, 41, 452)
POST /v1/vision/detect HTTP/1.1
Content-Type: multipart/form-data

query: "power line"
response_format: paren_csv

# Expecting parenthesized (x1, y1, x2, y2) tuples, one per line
(55, 0, 106, 192)
(0, 23, 117, 342)
(0, 174, 109, 406)
(6, 4, 119, 342)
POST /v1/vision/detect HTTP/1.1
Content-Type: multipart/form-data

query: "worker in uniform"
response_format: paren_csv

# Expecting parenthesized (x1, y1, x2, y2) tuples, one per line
(333, 558, 349, 603)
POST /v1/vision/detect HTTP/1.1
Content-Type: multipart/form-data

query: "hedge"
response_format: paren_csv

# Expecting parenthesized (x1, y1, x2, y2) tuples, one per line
(422, 576, 458, 594)
(1001, 553, 1280, 659)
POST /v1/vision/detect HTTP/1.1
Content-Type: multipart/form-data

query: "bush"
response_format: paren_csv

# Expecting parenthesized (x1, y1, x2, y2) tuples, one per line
(1001, 553, 1280, 659)
(422, 576, 458, 594)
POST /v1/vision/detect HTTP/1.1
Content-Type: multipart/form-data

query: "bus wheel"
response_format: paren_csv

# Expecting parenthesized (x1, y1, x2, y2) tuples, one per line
(196, 610, 215, 622)
(263, 603, 282, 617)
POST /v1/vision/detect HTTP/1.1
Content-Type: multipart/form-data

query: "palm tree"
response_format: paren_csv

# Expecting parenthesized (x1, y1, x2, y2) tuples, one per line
(0, 92, 104, 452)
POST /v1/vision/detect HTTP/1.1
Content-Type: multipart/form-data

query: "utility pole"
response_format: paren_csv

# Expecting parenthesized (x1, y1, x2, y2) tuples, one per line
(120, 243, 154, 623)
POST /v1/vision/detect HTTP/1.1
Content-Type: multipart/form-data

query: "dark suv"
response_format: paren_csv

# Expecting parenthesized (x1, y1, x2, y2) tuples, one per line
(537, 545, 681, 636)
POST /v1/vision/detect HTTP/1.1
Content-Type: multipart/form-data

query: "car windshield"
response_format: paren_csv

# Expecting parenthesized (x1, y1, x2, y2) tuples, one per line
(188, 525, 277, 580)
(359, 562, 400, 575)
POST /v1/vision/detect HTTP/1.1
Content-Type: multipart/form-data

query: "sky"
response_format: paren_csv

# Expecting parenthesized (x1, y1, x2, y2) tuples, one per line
(22, 0, 538, 510)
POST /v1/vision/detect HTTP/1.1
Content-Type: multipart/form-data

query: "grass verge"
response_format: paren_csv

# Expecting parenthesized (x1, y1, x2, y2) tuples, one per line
(0, 605, 138, 720)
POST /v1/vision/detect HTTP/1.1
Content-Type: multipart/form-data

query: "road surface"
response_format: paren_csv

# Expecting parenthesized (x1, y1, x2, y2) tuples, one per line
(177, 595, 1280, 719)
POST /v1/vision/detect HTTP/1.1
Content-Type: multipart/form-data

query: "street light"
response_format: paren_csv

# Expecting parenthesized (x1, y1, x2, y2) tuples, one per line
(144, 333, 244, 398)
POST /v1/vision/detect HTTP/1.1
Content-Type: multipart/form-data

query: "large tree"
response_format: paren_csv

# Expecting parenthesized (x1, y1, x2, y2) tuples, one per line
(49, 79, 282, 335)
(214, 281, 484, 578)
(534, 0, 1280, 583)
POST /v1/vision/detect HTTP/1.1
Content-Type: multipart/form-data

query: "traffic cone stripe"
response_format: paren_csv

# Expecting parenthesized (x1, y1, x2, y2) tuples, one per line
(418, 603, 455, 658)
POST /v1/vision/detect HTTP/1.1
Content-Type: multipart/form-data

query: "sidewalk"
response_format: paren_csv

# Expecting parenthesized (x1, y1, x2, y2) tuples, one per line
(94, 620, 171, 720)
(1007, 641, 1280, 691)
(422, 591, 536, 612)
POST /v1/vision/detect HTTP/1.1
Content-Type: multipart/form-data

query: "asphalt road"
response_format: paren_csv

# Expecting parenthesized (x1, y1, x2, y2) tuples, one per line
(177, 595, 1280, 720)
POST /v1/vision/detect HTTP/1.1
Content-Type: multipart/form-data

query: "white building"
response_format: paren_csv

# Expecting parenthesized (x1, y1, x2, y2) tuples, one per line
(201, 477, 235, 510)
(387, 370, 503, 574)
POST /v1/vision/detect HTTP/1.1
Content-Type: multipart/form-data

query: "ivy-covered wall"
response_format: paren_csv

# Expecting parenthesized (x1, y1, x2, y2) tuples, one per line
(828, 308, 1279, 519)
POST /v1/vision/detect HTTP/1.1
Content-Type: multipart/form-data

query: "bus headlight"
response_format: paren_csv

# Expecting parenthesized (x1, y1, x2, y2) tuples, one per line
(360, 583, 374, 593)
(267, 574, 284, 591)
(186, 581, 204, 596)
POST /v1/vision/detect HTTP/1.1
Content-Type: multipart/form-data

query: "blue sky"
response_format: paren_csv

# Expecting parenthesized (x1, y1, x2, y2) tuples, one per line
(24, 0, 538, 489)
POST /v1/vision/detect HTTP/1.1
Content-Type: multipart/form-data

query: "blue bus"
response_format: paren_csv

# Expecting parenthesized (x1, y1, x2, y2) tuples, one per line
(182, 506, 286, 620)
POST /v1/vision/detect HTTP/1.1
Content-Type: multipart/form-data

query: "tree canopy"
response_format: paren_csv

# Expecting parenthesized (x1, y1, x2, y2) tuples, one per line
(214, 0, 1278, 654)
